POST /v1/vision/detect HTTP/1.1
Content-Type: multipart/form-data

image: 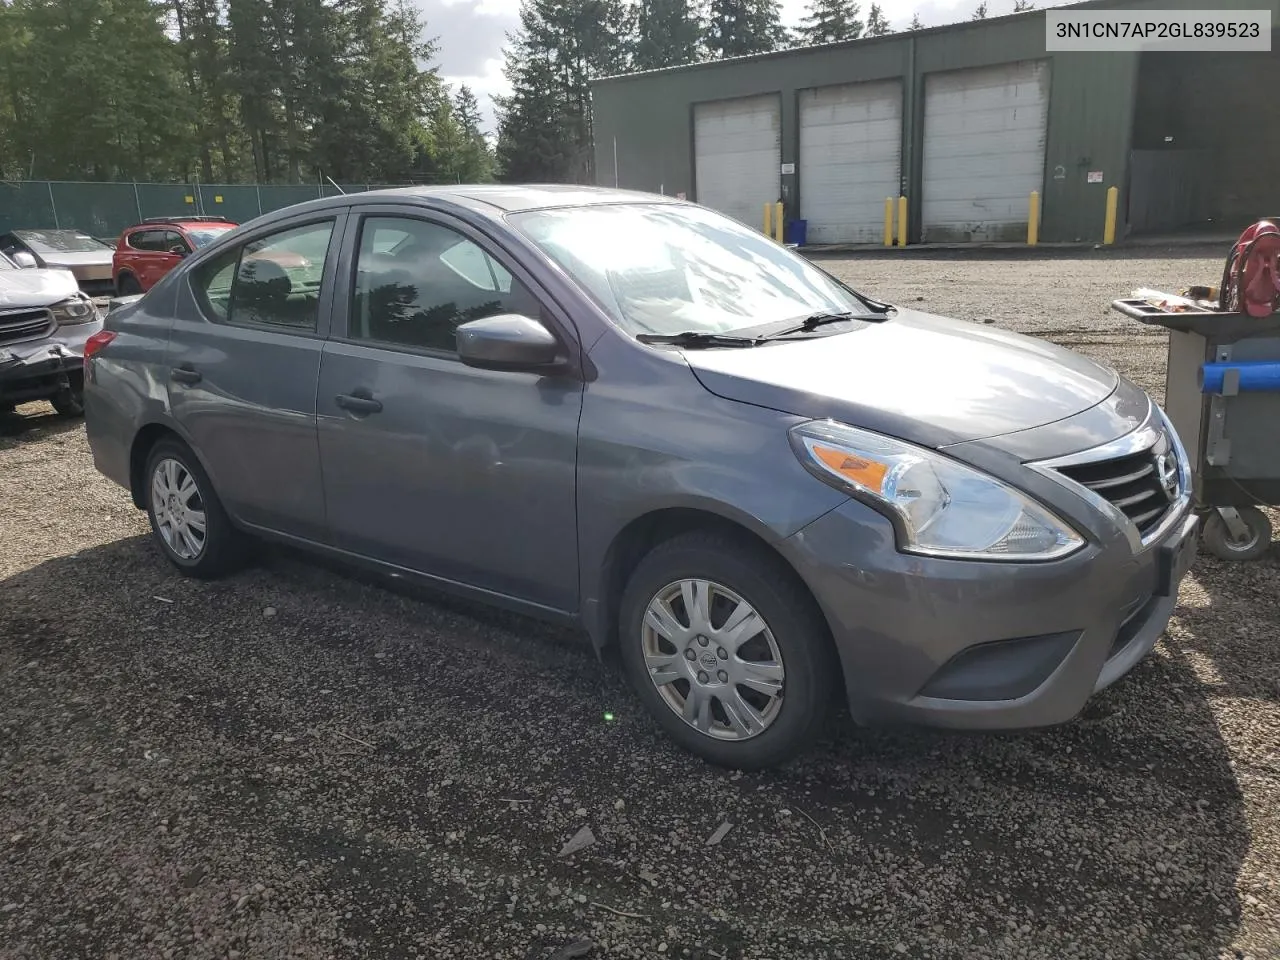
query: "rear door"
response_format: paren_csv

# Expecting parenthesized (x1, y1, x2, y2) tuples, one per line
(119, 229, 159, 287)
(315, 208, 583, 612)
(167, 212, 347, 542)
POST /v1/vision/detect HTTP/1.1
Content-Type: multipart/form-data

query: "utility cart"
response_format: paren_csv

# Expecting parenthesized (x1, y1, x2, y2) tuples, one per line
(1111, 297, 1280, 560)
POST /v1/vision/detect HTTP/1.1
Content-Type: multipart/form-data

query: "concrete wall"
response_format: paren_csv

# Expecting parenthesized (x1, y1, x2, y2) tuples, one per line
(592, 0, 1279, 244)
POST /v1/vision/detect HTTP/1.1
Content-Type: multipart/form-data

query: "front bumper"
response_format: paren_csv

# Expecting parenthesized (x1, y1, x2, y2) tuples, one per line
(780, 498, 1198, 730)
(0, 321, 101, 404)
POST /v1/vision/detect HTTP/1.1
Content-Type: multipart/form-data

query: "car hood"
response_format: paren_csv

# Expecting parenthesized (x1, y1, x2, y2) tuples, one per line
(39, 250, 115, 268)
(683, 308, 1120, 450)
(0, 268, 79, 307)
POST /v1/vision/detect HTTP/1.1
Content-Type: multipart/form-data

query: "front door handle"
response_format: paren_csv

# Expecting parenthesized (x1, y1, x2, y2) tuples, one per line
(170, 365, 201, 385)
(335, 391, 383, 416)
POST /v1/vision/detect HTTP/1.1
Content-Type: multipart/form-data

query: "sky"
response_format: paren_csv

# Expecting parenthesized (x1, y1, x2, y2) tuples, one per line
(422, 0, 1075, 135)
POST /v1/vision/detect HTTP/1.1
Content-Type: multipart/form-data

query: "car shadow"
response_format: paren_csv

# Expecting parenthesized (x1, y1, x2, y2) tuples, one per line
(0, 404, 83, 446)
(1164, 545, 1280, 705)
(0, 535, 1249, 958)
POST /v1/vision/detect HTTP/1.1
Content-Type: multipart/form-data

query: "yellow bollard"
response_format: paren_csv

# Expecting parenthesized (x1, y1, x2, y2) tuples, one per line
(1103, 186, 1118, 245)
(763, 203, 772, 238)
(883, 198, 894, 247)
(897, 196, 908, 247)
(1028, 190, 1040, 246)
(774, 201, 785, 243)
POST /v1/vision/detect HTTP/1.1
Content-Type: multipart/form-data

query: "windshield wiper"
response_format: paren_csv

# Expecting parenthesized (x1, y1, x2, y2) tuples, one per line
(635, 331, 763, 348)
(749, 310, 884, 340)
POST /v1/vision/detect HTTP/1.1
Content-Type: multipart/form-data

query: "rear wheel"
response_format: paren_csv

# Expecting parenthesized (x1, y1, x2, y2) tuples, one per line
(619, 531, 834, 769)
(116, 273, 141, 296)
(144, 438, 246, 578)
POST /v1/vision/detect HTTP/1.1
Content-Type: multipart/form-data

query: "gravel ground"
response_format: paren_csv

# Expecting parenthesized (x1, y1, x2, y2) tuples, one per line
(2, 248, 1279, 960)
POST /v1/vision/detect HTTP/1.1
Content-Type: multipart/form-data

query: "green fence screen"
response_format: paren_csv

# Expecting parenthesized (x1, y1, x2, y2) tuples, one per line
(0, 180, 413, 240)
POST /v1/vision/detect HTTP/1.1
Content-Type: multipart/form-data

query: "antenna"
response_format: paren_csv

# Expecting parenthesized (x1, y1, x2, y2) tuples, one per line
(326, 176, 346, 195)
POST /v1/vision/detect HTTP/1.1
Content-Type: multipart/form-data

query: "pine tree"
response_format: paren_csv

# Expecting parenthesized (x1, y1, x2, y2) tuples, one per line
(971, 2, 988, 19)
(635, 0, 703, 70)
(496, 0, 631, 183)
(452, 84, 496, 182)
(795, 0, 862, 46)
(706, 0, 785, 58)
(908, 12, 924, 29)
(865, 2, 890, 35)
(1012, 0, 1035, 10)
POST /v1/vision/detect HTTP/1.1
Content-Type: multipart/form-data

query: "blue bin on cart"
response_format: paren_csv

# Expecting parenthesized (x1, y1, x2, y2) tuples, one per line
(785, 219, 808, 246)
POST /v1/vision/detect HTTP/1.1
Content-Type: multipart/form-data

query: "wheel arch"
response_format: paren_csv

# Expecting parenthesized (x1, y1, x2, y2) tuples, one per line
(587, 506, 832, 657)
(127, 420, 217, 511)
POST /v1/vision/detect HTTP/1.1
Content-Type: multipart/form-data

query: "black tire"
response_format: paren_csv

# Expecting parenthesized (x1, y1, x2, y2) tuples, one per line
(1202, 506, 1273, 562)
(50, 383, 84, 417)
(116, 273, 142, 296)
(618, 530, 835, 770)
(144, 438, 246, 578)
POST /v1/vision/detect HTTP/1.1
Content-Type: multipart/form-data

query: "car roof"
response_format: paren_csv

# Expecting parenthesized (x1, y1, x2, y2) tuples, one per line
(248, 184, 679, 225)
(127, 218, 238, 230)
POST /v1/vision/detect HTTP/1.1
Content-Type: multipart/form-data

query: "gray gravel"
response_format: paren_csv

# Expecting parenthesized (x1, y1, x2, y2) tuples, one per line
(3, 247, 1279, 960)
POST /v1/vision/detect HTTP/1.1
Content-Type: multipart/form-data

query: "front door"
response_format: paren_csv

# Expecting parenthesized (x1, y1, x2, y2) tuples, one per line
(316, 211, 583, 613)
(167, 214, 345, 542)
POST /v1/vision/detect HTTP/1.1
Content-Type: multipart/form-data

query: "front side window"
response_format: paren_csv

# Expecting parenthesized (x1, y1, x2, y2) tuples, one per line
(190, 219, 334, 330)
(350, 217, 539, 353)
(509, 203, 867, 337)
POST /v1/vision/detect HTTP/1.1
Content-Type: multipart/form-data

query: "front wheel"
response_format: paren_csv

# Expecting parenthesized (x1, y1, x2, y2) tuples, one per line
(116, 273, 142, 296)
(619, 531, 835, 769)
(145, 438, 246, 578)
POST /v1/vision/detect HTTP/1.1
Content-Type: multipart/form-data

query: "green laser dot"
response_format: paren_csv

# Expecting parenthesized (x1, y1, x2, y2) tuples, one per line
(603, 712, 615, 722)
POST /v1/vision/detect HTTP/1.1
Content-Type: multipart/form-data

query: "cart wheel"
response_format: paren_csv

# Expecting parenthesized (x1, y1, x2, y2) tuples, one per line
(1202, 507, 1273, 561)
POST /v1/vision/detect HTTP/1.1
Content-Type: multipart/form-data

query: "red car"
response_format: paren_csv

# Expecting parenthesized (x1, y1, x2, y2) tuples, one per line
(113, 216, 239, 295)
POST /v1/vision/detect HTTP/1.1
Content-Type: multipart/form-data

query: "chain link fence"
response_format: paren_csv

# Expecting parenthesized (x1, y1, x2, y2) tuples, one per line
(0, 180, 415, 240)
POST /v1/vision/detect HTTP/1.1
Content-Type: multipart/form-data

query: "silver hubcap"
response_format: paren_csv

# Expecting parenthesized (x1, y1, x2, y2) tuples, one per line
(641, 579, 785, 741)
(151, 458, 207, 561)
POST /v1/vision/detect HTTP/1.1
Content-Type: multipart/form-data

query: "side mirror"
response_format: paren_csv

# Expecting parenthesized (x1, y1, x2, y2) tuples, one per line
(11, 251, 37, 269)
(456, 314, 561, 371)
(168, 245, 187, 258)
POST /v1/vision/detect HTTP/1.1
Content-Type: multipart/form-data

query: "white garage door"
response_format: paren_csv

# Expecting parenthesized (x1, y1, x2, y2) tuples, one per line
(922, 60, 1050, 243)
(800, 80, 902, 244)
(694, 95, 781, 229)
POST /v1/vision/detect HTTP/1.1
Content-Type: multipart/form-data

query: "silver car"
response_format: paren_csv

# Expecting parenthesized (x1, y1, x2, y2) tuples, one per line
(82, 186, 1198, 769)
(0, 229, 117, 298)
(0, 250, 103, 416)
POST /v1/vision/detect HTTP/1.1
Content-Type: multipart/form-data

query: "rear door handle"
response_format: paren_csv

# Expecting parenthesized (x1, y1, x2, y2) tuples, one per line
(170, 365, 201, 385)
(335, 392, 382, 415)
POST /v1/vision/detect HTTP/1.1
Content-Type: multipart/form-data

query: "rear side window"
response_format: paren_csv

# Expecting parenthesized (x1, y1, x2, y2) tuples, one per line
(190, 220, 335, 331)
(129, 230, 165, 251)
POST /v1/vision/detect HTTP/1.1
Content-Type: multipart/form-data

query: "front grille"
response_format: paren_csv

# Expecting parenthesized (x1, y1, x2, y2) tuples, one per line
(1054, 434, 1178, 537)
(0, 307, 54, 345)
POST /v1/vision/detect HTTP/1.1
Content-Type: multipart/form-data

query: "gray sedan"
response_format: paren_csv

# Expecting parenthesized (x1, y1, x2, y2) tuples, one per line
(82, 186, 1198, 768)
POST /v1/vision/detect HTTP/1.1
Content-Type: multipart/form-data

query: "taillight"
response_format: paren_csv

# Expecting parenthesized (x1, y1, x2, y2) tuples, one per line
(83, 330, 117, 361)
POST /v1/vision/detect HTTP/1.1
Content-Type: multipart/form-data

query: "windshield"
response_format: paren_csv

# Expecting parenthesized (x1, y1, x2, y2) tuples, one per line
(509, 203, 867, 336)
(187, 226, 235, 247)
(17, 230, 112, 254)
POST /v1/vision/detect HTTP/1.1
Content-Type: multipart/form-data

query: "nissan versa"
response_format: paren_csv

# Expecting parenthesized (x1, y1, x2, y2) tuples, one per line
(82, 186, 1198, 769)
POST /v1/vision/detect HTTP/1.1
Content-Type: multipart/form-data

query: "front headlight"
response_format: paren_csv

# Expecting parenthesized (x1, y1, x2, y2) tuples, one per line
(789, 420, 1084, 561)
(50, 295, 99, 325)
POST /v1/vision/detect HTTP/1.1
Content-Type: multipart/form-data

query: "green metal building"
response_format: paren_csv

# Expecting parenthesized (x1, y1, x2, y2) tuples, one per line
(591, 0, 1279, 245)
